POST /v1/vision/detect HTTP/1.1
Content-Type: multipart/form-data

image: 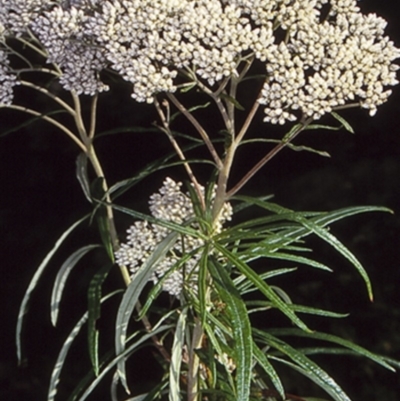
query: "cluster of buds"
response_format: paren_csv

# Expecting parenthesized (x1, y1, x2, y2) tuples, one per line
(114, 178, 232, 296)
(0, 0, 399, 123)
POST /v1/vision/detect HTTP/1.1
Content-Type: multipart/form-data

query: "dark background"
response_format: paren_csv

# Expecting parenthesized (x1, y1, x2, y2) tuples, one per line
(1, 2, 400, 400)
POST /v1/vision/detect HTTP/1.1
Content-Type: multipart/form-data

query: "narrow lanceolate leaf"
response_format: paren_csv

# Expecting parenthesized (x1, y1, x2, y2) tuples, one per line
(122, 378, 169, 401)
(198, 246, 209, 325)
(51, 244, 100, 327)
(78, 325, 173, 401)
(111, 203, 206, 240)
(169, 308, 188, 401)
(87, 264, 113, 376)
(256, 331, 351, 401)
(76, 153, 92, 203)
(295, 217, 373, 300)
(331, 111, 354, 133)
(235, 268, 297, 293)
(252, 343, 285, 399)
(271, 355, 351, 401)
(209, 257, 253, 401)
(234, 197, 374, 300)
(16, 215, 89, 364)
(254, 251, 332, 272)
(48, 313, 88, 401)
(268, 328, 395, 371)
(48, 291, 122, 401)
(115, 231, 179, 393)
(214, 243, 311, 333)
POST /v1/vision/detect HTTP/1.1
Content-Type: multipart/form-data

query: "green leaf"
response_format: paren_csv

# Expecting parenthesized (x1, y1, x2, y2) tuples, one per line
(51, 244, 100, 326)
(233, 197, 376, 300)
(48, 313, 88, 401)
(302, 398, 333, 401)
(285, 142, 331, 157)
(252, 343, 285, 398)
(236, 268, 298, 296)
(171, 101, 211, 122)
(246, 301, 348, 319)
(138, 252, 194, 320)
(115, 231, 180, 393)
(272, 355, 350, 401)
(16, 215, 89, 364)
(123, 379, 169, 401)
(304, 123, 342, 131)
(48, 290, 122, 401)
(169, 308, 188, 401)
(78, 324, 173, 401)
(90, 177, 114, 261)
(331, 112, 354, 133)
(250, 250, 332, 272)
(296, 217, 373, 300)
(240, 137, 330, 157)
(179, 81, 197, 93)
(87, 263, 113, 376)
(268, 328, 395, 371)
(220, 93, 245, 110)
(76, 153, 92, 203)
(198, 246, 210, 325)
(111, 203, 207, 240)
(256, 332, 352, 401)
(209, 257, 253, 401)
(214, 243, 311, 333)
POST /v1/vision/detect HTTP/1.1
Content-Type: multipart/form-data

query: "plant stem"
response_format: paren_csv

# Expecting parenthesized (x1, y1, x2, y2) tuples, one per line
(19, 80, 76, 115)
(71, 92, 131, 286)
(212, 94, 261, 221)
(1, 104, 86, 151)
(227, 116, 313, 197)
(154, 97, 206, 211)
(234, 96, 261, 145)
(167, 93, 223, 170)
(187, 319, 204, 401)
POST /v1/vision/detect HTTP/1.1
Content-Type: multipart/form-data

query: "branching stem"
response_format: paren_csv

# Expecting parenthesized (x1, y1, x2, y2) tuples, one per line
(167, 93, 223, 170)
(20, 80, 76, 115)
(154, 97, 206, 211)
(1, 104, 86, 151)
(227, 116, 314, 197)
(70, 91, 131, 286)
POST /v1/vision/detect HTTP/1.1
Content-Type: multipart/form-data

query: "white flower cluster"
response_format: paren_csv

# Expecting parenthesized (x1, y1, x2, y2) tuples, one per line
(114, 177, 232, 297)
(0, 0, 44, 36)
(258, 0, 400, 123)
(0, 0, 399, 121)
(30, 6, 109, 95)
(0, 49, 19, 105)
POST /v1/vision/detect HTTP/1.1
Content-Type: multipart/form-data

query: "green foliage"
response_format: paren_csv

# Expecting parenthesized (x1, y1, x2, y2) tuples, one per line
(15, 181, 397, 401)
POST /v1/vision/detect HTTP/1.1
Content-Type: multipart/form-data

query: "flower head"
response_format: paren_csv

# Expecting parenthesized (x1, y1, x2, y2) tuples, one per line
(0, 0, 399, 121)
(31, 6, 109, 95)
